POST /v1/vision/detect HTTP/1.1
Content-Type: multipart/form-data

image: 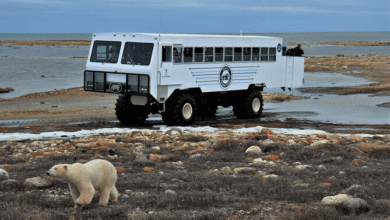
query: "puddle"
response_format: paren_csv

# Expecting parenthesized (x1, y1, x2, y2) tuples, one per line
(263, 94, 390, 125)
(264, 72, 375, 95)
(67, 120, 119, 125)
(332, 127, 381, 131)
(0, 119, 38, 124)
(0, 119, 39, 127)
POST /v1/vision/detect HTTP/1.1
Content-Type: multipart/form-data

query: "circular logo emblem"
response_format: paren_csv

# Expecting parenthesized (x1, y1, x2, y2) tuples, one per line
(220, 66, 232, 89)
(110, 83, 122, 93)
(277, 43, 282, 52)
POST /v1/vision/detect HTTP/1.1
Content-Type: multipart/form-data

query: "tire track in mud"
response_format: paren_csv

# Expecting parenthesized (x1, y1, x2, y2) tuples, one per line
(0, 112, 389, 135)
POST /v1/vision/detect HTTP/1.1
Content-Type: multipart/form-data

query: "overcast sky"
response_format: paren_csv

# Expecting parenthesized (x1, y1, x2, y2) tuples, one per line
(1, 0, 389, 33)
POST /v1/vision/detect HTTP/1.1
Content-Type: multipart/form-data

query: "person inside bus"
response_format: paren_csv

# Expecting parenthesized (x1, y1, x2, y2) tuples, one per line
(105, 44, 120, 63)
(184, 48, 193, 62)
(173, 47, 181, 62)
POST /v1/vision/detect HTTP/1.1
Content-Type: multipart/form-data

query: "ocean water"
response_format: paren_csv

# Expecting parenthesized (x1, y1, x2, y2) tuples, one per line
(1, 31, 389, 42)
(1, 32, 389, 99)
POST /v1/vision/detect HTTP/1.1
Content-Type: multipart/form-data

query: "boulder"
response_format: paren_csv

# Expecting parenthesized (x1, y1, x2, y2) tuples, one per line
(339, 184, 369, 199)
(262, 174, 279, 181)
(151, 146, 160, 151)
(260, 128, 275, 136)
(261, 155, 280, 161)
(24, 176, 52, 188)
(233, 167, 256, 174)
(189, 154, 203, 159)
(115, 135, 132, 143)
(133, 158, 155, 167)
(253, 158, 268, 164)
(245, 146, 262, 155)
(0, 169, 9, 181)
(1, 179, 18, 187)
(165, 128, 183, 136)
(295, 164, 311, 171)
(322, 194, 369, 214)
(346, 134, 364, 142)
(307, 140, 330, 149)
(164, 189, 177, 196)
(149, 154, 169, 162)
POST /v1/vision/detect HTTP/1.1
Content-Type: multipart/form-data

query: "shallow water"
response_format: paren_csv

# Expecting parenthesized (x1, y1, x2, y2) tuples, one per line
(263, 72, 389, 125)
(263, 94, 390, 125)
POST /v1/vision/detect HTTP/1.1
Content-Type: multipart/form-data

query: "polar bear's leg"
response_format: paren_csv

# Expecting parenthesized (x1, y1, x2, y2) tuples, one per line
(98, 188, 111, 207)
(68, 183, 80, 201)
(75, 186, 95, 207)
(109, 186, 118, 203)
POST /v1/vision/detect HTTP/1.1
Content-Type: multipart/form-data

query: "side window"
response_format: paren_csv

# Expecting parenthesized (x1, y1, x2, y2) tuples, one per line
(183, 47, 193, 63)
(234, 47, 242, 61)
(225, 47, 233, 62)
(215, 47, 223, 62)
(261, 48, 268, 61)
(205, 47, 213, 62)
(173, 47, 182, 63)
(162, 46, 172, 62)
(243, 47, 251, 61)
(252, 47, 259, 61)
(269, 48, 276, 61)
(195, 47, 203, 62)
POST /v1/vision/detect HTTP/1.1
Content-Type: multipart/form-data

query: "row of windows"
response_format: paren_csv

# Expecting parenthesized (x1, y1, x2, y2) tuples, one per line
(162, 46, 277, 63)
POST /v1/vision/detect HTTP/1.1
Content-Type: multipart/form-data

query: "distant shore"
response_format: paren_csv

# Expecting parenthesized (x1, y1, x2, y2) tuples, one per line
(0, 40, 91, 46)
(1, 40, 390, 47)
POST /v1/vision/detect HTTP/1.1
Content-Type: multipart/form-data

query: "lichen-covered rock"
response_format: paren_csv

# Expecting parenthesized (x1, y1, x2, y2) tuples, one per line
(260, 128, 275, 136)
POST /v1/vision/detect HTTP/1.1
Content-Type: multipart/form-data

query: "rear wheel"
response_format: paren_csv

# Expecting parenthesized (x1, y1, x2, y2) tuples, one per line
(162, 93, 197, 125)
(115, 95, 149, 125)
(233, 90, 263, 119)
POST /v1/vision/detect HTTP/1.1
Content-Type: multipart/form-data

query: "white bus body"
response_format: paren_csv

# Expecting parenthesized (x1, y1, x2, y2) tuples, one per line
(84, 33, 304, 125)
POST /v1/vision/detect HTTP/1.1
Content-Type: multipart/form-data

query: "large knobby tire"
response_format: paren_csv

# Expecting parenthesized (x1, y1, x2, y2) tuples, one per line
(115, 95, 149, 125)
(233, 90, 263, 119)
(162, 93, 197, 125)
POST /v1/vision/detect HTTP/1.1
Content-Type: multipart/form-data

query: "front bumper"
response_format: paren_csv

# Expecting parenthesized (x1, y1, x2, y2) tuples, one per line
(84, 71, 149, 95)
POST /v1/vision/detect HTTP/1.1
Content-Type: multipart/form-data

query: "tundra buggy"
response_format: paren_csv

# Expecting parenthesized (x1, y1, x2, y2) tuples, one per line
(84, 33, 304, 125)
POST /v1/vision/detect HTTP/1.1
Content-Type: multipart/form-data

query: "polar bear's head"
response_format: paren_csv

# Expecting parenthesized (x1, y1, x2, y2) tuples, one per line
(47, 164, 68, 179)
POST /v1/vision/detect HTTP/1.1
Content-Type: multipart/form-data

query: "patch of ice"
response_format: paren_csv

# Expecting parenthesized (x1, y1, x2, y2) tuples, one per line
(0, 125, 385, 142)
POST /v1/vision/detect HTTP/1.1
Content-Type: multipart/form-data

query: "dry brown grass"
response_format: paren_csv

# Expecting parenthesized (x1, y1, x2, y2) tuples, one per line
(0, 40, 91, 46)
(305, 55, 390, 73)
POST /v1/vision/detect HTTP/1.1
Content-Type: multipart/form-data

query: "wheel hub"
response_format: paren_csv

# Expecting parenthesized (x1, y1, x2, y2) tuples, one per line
(252, 98, 260, 112)
(182, 103, 193, 120)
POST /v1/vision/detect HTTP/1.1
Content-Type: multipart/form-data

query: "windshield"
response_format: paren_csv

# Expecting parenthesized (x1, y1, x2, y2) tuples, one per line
(90, 41, 121, 63)
(121, 42, 154, 66)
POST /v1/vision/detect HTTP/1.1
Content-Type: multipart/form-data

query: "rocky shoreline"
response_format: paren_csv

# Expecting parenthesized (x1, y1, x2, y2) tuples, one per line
(1, 127, 390, 219)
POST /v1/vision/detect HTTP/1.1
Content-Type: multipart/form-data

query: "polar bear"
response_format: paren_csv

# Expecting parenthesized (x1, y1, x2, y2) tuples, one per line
(47, 159, 118, 208)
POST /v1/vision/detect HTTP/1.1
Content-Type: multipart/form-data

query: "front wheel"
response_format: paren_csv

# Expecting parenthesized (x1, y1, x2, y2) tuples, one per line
(115, 95, 149, 125)
(233, 90, 263, 119)
(162, 93, 197, 125)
